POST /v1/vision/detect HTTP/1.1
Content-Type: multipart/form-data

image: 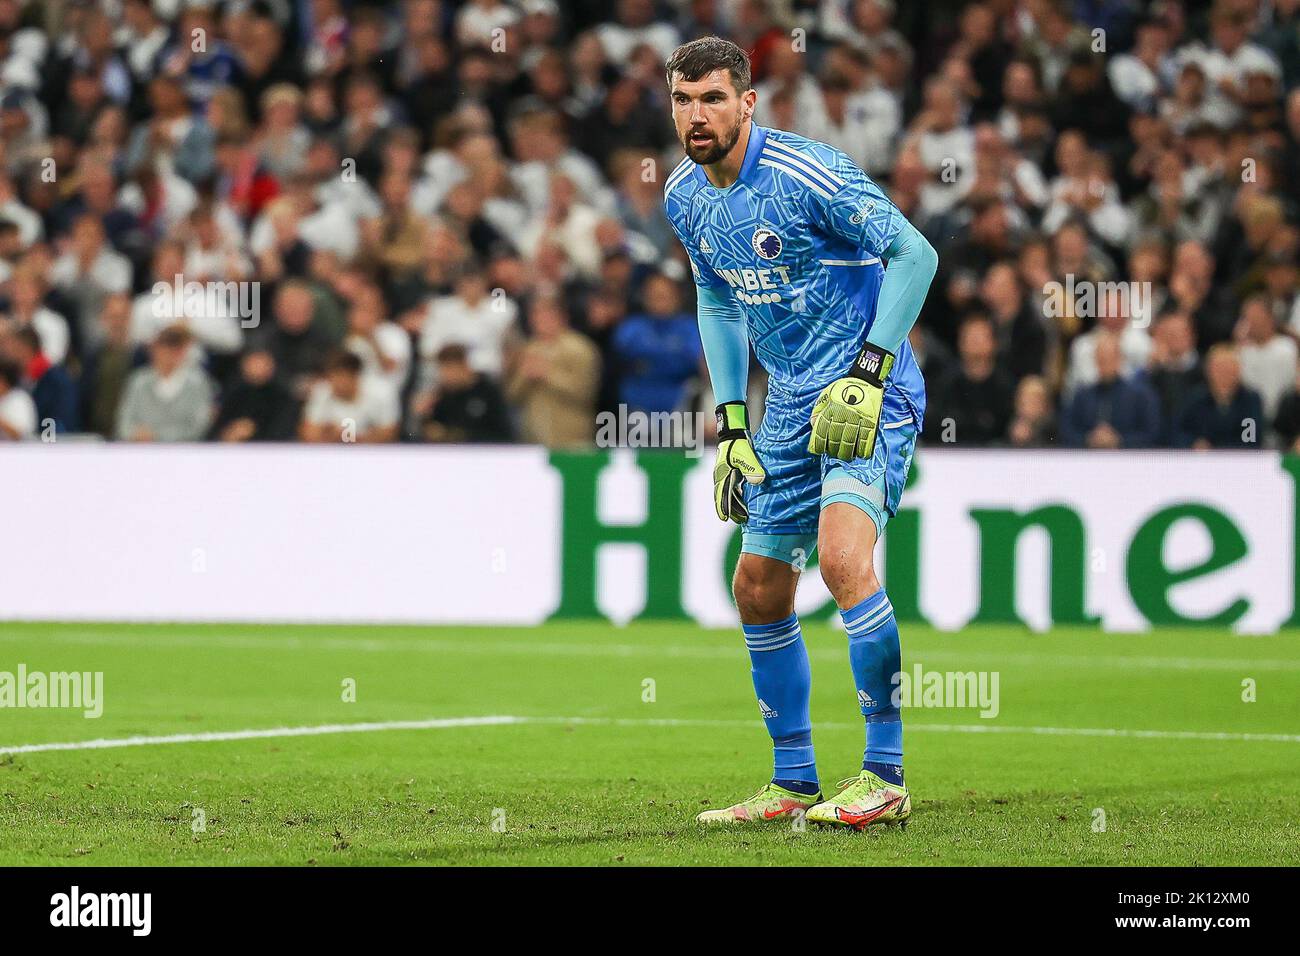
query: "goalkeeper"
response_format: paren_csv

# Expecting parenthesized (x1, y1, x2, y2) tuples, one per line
(663, 37, 938, 830)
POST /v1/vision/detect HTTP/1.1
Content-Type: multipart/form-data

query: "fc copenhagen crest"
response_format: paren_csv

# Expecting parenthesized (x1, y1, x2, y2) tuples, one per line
(751, 227, 782, 260)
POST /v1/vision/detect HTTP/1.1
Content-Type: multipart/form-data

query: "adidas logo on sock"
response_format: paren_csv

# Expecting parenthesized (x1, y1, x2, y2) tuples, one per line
(758, 698, 778, 719)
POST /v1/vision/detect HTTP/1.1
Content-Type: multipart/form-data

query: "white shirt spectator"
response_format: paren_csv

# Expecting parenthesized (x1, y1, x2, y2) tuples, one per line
(130, 289, 245, 356)
(819, 87, 901, 177)
(21, 307, 71, 366)
(303, 375, 400, 434)
(1239, 335, 1298, 421)
(517, 200, 604, 279)
(1042, 179, 1132, 248)
(419, 294, 517, 379)
(248, 197, 361, 262)
(119, 168, 199, 234)
(0, 196, 43, 247)
(346, 323, 413, 394)
(0, 385, 37, 439)
(1108, 53, 1168, 110)
(1174, 42, 1281, 128)
(456, 0, 521, 47)
(316, 177, 382, 224)
(754, 75, 831, 141)
(1064, 325, 1154, 396)
(511, 152, 615, 217)
(916, 126, 975, 217)
(50, 247, 133, 297)
(596, 18, 680, 63)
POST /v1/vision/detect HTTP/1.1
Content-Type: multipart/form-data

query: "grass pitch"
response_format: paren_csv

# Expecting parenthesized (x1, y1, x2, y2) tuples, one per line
(0, 620, 1297, 866)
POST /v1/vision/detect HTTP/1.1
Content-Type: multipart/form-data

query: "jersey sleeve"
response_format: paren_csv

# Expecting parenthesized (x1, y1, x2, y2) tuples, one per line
(664, 185, 748, 404)
(801, 147, 904, 259)
(792, 142, 937, 354)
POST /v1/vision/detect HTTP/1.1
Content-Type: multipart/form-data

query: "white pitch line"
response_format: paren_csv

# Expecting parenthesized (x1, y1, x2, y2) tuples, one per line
(4, 715, 1300, 756)
(0, 716, 524, 755)
(18, 628, 1300, 673)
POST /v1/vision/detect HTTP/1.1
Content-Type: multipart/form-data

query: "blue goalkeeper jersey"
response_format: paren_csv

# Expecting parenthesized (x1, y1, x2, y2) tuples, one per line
(663, 125, 925, 441)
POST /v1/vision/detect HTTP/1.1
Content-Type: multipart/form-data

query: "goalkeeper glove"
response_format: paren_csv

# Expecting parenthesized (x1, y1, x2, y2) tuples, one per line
(713, 401, 765, 523)
(808, 342, 895, 462)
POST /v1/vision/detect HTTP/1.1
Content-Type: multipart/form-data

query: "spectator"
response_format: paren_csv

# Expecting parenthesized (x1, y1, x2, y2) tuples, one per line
(1007, 375, 1057, 448)
(1061, 332, 1162, 449)
(423, 344, 513, 443)
(3, 265, 70, 365)
(49, 214, 132, 349)
(1175, 344, 1266, 449)
(1144, 311, 1203, 443)
(343, 283, 412, 396)
(0, 326, 78, 437)
(1234, 294, 1298, 421)
(418, 264, 518, 387)
(300, 349, 399, 444)
(612, 273, 701, 414)
(80, 294, 138, 439)
(211, 349, 298, 442)
(925, 316, 1014, 446)
(256, 280, 338, 399)
(981, 261, 1047, 383)
(505, 296, 600, 448)
(116, 325, 215, 442)
(0, 359, 36, 440)
(1064, 308, 1154, 397)
(1274, 369, 1300, 452)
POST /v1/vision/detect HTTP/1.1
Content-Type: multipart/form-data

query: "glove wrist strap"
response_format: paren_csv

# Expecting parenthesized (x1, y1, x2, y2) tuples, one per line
(715, 401, 749, 440)
(849, 342, 895, 388)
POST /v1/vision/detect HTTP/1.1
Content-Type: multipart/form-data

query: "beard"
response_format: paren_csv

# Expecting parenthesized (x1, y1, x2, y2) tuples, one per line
(682, 113, 743, 166)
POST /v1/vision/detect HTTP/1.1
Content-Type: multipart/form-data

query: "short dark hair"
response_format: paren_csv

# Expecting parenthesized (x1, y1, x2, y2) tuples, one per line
(154, 324, 193, 349)
(665, 36, 751, 94)
(324, 349, 364, 375)
(435, 343, 470, 366)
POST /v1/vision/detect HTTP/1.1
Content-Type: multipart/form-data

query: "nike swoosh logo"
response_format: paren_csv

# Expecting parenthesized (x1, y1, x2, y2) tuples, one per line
(763, 804, 804, 819)
(837, 792, 905, 825)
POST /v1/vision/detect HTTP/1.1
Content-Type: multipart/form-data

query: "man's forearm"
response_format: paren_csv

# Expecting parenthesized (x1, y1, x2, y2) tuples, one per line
(696, 284, 749, 405)
(864, 221, 938, 355)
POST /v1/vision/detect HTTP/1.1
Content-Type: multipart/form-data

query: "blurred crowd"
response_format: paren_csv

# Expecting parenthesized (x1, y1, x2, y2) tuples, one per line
(1, 0, 1299, 451)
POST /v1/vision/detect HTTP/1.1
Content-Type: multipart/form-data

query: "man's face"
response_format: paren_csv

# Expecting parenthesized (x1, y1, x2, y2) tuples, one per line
(151, 341, 185, 376)
(328, 369, 360, 401)
(242, 351, 275, 385)
(1206, 352, 1240, 396)
(1157, 316, 1193, 357)
(1095, 337, 1122, 381)
(959, 322, 995, 367)
(669, 69, 753, 166)
(437, 359, 474, 390)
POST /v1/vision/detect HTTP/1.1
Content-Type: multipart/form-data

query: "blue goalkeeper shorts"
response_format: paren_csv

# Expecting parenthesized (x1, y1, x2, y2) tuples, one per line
(740, 415, 918, 567)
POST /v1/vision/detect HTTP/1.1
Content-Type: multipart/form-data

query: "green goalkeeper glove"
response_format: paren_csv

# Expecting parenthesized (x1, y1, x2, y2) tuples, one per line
(808, 343, 895, 462)
(713, 402, 765, 523)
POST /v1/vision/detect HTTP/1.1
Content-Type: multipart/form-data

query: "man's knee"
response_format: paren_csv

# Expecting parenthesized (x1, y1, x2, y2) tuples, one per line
(818, 520, 881, 608)
(732, 556, 796, 623)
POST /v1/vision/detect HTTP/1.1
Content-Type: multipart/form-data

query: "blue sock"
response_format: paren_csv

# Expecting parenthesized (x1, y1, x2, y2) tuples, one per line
(840, 590, 903, 785)
(742, 613, 818, 793)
